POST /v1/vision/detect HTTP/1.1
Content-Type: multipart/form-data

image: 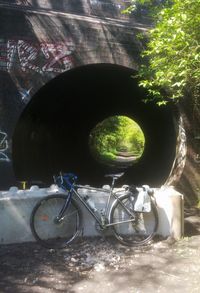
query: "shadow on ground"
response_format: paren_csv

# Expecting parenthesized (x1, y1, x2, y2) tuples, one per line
(184, 206, 200, 236)
(0, 208, 200, 292)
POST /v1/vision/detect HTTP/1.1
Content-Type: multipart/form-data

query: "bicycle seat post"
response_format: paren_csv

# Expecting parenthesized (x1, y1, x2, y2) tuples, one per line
(104, 172, 124, 192)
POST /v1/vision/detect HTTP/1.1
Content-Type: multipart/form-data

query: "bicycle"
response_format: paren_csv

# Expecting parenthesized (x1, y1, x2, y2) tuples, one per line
(30, 172, 158, 249)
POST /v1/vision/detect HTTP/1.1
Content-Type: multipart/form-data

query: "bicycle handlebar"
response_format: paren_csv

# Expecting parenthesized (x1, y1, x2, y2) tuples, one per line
(54, 172, 78, 190)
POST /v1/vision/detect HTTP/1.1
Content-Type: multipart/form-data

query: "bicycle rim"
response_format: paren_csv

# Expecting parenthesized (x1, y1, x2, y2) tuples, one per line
(110, 194, 158, 246)
(30, 194, 82, 249)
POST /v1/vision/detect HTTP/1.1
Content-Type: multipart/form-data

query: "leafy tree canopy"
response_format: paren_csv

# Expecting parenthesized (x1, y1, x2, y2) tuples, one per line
(89, 116, 145, 167)
(124, 0, 200, 105)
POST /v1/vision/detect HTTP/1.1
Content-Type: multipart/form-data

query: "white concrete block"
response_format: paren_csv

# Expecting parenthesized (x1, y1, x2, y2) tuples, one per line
(0, 185, 184, 244)
(154, 186, 184, 239)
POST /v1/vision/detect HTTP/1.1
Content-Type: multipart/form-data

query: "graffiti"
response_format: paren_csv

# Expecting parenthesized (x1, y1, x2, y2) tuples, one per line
(16, 0, 31, 5)
(0, 131, 10, 162)
(165, 117, 187, 186)
(18, 86, 32, 103)
(0, 39, 75, 74)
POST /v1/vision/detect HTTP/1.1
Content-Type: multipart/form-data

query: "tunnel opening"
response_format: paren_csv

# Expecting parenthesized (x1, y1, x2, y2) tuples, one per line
(12, 63, 178, 187)
(89, 115, 145, 168)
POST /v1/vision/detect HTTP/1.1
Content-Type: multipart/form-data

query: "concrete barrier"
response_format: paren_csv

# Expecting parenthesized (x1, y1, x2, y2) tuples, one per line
(0, 185, 184, 245)
(154, 186, 184, 239)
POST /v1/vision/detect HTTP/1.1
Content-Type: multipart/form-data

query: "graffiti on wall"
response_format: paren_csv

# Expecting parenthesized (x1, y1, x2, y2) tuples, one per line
(2, 0, 34, 6)
(0, 38, 75, 103)
(0, 131, 10, 162)
(0, 39, 75, 74)
(16, 0, 31, 5)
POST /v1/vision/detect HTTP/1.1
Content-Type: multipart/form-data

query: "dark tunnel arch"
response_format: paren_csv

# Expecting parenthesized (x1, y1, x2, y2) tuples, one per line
(12, 63, 178, 187)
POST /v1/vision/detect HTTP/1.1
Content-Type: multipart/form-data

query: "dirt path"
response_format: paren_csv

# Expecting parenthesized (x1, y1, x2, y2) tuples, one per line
(0, 209, 200, 293)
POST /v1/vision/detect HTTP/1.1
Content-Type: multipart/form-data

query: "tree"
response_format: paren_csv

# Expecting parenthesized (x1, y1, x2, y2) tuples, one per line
(89, 116, 145, 166)
(124, 0, 200, 105)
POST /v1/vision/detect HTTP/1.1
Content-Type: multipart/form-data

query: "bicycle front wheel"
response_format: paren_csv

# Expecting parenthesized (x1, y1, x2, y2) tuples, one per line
(110, 193, 158, 246)
(30, 194, 82, 249)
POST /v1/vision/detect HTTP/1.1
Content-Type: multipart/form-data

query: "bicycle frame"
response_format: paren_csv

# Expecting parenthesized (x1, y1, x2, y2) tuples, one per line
(72, 186, 105, 227)
(31, 173, 158, 248)
(57, 181, 136, 230)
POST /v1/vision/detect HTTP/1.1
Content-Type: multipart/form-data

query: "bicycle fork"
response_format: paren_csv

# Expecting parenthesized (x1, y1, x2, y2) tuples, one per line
(54, 192, 73, 224)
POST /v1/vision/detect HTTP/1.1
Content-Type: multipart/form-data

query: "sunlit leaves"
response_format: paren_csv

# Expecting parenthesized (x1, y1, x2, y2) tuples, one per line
(89, 116, 145, 166)
(126, 0, 200, 104)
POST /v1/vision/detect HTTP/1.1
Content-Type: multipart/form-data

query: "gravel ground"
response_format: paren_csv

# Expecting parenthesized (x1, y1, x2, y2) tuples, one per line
(0, 208, 200, 293)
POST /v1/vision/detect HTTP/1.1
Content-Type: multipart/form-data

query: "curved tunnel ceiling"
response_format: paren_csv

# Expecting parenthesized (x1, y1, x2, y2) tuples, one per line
(12, 64, 177, 187)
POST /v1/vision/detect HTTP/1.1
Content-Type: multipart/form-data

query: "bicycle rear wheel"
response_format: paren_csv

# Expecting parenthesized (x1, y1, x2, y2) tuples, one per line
(110, 193, 158, 246)
(30, 194, 82, 249)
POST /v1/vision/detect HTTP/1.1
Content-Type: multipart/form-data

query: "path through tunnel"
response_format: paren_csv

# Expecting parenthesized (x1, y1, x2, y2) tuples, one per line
(12, 64, 178, 187)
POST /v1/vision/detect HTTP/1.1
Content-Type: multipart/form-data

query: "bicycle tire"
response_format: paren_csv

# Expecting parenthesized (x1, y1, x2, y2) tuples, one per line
(30, 194, 82, 249)
(110, 193, 158, 246)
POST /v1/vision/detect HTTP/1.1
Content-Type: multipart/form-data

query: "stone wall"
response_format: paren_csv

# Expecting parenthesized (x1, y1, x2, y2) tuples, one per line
(0, 2, 147, 188)
(0, 0, 145, 20)
(0, 1, 198, 206)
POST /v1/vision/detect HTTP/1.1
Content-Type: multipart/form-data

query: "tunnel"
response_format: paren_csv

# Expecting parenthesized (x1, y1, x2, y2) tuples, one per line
(12, 63, 178, 187)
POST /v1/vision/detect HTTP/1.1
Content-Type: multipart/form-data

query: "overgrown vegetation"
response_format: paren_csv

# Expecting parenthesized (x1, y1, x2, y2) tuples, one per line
(89, 116, 145, 166)
(124, 0, 200, 105)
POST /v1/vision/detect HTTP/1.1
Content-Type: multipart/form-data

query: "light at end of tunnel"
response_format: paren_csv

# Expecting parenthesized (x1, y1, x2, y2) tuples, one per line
(88, 115, 145, 170)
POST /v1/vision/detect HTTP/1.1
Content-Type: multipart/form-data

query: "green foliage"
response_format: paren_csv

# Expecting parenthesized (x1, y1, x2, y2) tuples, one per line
(89, 116, 145, 166)
(125, 0, 200, 104)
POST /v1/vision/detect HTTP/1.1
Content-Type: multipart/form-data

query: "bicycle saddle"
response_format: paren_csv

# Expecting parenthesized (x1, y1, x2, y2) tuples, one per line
(105, 172, 124, 180)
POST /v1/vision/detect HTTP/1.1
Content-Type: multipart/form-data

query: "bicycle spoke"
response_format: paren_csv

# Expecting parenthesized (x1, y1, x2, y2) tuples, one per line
(110, 193, 158, 246)
(30, 194, 82, 249)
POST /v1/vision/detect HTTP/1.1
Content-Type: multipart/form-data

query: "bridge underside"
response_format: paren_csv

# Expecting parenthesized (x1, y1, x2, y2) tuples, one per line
(12, 64, 177, 187)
